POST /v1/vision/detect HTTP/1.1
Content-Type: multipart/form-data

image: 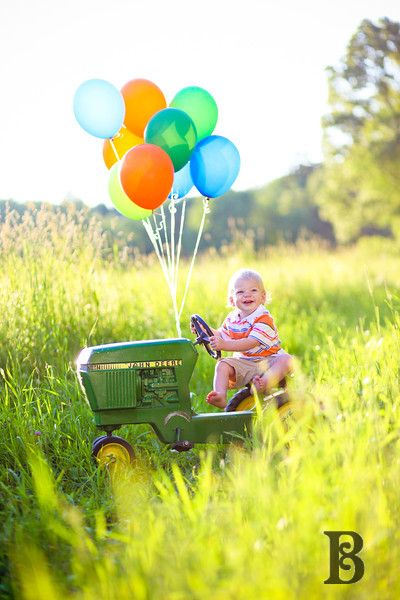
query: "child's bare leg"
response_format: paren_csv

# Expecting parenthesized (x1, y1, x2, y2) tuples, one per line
(253, 354, 293, 393)
(207, 361, 235, 409)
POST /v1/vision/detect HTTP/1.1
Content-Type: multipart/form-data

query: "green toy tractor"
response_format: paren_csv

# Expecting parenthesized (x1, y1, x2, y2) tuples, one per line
(77, 315, 292, 467)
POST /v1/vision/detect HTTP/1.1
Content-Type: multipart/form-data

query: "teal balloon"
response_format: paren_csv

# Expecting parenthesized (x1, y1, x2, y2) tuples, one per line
(190, 135, 240, 198)
(168, 163, 193, 199)
(170, 86, 218, 141)
(108, 162, 151, 220)
(144, 108, 197, 172)
(73, 79, 125, 139)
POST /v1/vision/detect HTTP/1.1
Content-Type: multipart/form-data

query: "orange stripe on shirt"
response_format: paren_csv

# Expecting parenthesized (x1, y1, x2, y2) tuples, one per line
(221, 307, 282, 359)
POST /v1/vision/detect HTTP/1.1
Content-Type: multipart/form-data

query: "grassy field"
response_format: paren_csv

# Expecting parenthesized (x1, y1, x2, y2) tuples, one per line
(1, 206, 399, 599)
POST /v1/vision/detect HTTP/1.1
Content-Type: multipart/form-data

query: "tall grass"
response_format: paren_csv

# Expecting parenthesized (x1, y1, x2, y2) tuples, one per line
(1, 205, 399, 598)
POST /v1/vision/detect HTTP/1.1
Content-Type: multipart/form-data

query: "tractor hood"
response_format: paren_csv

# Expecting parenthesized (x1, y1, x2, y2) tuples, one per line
(77, 338, 197, 369)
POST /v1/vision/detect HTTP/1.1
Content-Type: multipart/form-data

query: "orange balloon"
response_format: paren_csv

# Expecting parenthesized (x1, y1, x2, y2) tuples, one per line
(121, 79, 166, 137)
(103, 126, 143, 169)
(120, 144, 174, 210)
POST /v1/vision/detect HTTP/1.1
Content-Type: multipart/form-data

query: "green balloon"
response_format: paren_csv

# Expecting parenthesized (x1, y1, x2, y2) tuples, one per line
(108, 162, 152, 220)
(144, 108, 197, 171)
(170, 86, 218, 141)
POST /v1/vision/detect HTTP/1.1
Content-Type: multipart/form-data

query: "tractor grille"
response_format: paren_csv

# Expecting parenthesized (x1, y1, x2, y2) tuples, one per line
(105, 369, 137, 409)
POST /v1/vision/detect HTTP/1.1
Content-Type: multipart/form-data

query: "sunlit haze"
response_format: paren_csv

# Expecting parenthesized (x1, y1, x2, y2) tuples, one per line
(1, 0, 399, 207)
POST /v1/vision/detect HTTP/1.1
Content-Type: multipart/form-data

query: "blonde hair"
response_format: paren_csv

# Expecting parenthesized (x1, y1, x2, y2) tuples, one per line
(227, 269, 271, 305)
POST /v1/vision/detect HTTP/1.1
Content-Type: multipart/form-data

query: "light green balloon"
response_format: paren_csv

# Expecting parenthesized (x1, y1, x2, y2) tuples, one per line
(170, 86, 218, 141)
(108, 162, 152, 220)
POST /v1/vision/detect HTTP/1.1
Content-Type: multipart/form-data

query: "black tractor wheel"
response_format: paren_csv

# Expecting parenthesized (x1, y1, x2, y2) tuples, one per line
(92, 435, 134, 471)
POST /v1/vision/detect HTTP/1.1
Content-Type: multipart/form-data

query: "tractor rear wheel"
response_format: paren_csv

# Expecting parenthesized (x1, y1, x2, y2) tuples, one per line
(230, 388, 293, 421)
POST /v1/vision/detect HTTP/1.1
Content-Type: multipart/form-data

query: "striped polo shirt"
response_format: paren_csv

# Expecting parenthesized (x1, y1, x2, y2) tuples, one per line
(221, 304, 282, 361)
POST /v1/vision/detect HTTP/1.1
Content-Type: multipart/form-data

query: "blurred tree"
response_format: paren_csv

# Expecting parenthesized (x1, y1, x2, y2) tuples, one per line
(316, 17, 400, 241)
(183, 164, 334, 252)
(253, 164, 334, 247)
(0, 165, 334, 257)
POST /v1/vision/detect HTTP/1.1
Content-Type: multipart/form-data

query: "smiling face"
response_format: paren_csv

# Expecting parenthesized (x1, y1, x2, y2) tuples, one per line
(229, 276, 266, 317)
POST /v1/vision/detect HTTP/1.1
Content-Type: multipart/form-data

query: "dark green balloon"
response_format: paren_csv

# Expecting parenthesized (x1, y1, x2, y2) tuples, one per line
(144, 108, 197, 171)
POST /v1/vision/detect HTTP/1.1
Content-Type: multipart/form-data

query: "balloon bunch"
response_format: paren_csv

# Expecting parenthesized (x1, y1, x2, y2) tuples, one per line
(74, 78, 240, 335)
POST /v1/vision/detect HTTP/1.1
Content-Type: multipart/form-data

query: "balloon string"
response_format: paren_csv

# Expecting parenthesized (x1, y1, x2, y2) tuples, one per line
(170, 197, 176, 286)
(163, 199, 180, 335)
(160, 203, 172, 277)
(152, 213, 166, 264)
(168, 196, 180, 335)
(143, 219, 168, 281)
(109, 139, 120, 161)
(145, 218, 169, 284)
(143, 218, 182, 336)
(175, 198, 186, 290)
(178, 197, 209, 320)
(143, 196, 209, 336)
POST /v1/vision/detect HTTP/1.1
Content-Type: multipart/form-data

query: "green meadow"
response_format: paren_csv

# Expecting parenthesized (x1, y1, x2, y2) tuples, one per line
(1, 206, 399, 599)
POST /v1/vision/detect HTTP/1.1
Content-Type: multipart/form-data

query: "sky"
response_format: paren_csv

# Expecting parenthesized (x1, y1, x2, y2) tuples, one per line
(0, 0, 399, 207)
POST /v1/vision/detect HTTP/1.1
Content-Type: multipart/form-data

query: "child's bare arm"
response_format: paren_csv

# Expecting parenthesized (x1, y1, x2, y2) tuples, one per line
(209, 334, 258, 352)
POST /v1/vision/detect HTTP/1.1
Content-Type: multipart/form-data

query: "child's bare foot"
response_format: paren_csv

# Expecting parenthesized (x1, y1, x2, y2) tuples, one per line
(206, 391, 227, 409)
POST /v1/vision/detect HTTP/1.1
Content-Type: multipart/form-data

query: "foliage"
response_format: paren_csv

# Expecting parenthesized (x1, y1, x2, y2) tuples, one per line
(253, 164, 334, 246)
(185, 165, 334, 252)
(316, 17, 400, 241)
(0, 163, 334, 261)
(0, 208, 400, 597)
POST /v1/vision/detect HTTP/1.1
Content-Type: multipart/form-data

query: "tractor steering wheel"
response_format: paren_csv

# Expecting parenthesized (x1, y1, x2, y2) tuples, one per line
(190, 314, 221, 360)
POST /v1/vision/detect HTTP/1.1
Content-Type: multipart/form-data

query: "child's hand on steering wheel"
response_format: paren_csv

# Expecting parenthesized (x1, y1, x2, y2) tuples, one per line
(210, 332, 224, 351)
(190, 314, 222, 360)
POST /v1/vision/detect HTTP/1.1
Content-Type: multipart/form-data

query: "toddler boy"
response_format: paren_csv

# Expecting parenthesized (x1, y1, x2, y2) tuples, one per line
(207, 269, 293, 409)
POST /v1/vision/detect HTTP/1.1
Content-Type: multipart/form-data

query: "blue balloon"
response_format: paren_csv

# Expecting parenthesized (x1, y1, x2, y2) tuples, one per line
(168, 162, 194, 199)
(190, 135, 240, 198)
(73, 79, 125, 139)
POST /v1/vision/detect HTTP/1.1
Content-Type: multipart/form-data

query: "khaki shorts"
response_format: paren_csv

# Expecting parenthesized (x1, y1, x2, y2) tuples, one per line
(219, 350, 291, 389)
